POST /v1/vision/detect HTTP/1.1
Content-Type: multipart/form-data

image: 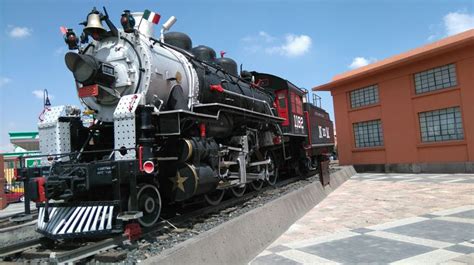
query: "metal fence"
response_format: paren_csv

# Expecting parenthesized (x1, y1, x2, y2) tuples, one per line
(3, 168, 24, 192)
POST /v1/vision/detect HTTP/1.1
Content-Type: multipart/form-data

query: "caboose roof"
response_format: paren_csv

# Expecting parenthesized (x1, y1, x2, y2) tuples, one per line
(252, 72, 307, 95)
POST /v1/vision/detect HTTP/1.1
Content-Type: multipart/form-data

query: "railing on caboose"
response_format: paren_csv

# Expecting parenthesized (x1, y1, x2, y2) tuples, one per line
(302, 88, 322, 109)
(312, 94, 322, 108)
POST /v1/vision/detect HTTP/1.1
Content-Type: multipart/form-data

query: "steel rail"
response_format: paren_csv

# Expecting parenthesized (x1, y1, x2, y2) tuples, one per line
(0, 238, 43, 257)
(0, 220, 36, 232)
(49, 236, 127, 265)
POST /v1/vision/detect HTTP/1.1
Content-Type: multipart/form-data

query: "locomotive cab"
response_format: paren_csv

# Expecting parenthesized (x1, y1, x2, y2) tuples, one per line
(251, 72, 307, 136)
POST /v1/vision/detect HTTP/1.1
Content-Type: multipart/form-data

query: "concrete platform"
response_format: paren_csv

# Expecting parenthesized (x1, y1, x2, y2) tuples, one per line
(0, 202, 35, 218)
(143, 166, 356, 265)
(250, 173, 474, 265)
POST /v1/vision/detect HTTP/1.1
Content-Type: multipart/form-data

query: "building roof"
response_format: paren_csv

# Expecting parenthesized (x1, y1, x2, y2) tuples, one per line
(2, 151, 40, 159)
(9, 132, 38, 140)
(313, 29, 474, 91)
(8, 131, 39, 151)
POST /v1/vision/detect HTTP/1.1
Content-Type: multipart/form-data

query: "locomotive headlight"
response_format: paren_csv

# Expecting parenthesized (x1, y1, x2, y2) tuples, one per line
(65, 52, 115, 86)
(65, 52, 99, 84)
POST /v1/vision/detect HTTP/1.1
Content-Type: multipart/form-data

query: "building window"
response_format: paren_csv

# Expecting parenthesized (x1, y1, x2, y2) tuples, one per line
(350, 84, 379, 108)
(414, 64, 457, 94)
(419, 107, 463, 143)
(353, 119, 384, 148)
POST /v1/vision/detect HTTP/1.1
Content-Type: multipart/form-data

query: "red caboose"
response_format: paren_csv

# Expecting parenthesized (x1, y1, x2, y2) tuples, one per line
(252, 72, 335, 173)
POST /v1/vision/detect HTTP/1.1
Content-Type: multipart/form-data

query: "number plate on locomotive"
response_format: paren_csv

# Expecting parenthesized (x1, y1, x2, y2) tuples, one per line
(78, 84, 99, 98)
(101, 64, 115, 76)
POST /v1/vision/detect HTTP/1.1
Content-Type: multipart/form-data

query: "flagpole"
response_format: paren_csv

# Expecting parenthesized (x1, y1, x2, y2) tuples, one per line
(137, 13, 144, 33)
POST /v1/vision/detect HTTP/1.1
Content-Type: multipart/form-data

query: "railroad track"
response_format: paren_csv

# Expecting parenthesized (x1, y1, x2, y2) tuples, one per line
(0, 238, 43, 258)
(0, 220, 37, 233)
(0, 175, 309, 264)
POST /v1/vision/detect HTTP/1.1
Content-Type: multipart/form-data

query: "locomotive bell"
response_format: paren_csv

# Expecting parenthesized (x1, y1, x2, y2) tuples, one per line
(83, 8, 106, 36)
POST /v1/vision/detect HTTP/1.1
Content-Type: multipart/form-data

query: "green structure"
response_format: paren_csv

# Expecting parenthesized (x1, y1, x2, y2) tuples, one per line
(1, 132, 40, 191)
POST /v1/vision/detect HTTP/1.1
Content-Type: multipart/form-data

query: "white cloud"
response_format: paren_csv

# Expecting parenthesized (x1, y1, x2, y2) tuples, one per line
(0, 77, 12, 88)
(8, 26, 32, 38)
(32, 89, 54, 100)
(266, 34, 312, 57)
(243, 31, 312, 57)
(258, 31, 276, 43)
(348, 57, 377, 69)
(443, 11, 474, 36)
(32, 90, 44, 99)
(427, 11, 474, 41)
(242, 31, 275, 43)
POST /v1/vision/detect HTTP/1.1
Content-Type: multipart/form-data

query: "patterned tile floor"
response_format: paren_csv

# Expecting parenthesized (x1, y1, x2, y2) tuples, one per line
(352, 173, 474, 184)
(250, 173, 474, 265)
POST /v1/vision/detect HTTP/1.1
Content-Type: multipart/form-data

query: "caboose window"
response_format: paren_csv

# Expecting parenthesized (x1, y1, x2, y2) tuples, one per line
(290, 92, 303, 115)
(295, 95, 303, 115)
(350, 84, 379, 109)
(279, 98, 286, 108)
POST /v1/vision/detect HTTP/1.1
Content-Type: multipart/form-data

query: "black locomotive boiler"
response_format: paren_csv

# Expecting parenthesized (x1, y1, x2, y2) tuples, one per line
(19, 8, 335, 239)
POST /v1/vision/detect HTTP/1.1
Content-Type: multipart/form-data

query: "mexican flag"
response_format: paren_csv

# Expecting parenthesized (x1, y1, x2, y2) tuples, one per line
(143, 9, 161, 24)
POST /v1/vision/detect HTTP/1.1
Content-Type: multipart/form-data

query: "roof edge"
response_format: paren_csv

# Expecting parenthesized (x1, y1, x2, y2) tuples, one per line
(313, 29, 474, 91)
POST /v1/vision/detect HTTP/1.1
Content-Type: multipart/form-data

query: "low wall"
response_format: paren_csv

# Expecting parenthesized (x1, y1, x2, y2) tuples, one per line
(144, 166, 356, 265)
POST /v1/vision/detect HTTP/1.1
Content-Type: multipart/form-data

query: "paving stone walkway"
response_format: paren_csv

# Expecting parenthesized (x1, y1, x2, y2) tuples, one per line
(353, 173, 474, 184)
(250, 173, 474, 265)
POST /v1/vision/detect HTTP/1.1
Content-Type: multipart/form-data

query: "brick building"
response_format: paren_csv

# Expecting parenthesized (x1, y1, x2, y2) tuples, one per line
(314, 29, 474, 172)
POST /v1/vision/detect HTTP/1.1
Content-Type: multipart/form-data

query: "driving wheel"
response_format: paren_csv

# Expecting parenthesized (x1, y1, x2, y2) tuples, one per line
(129, 184, 162, 227)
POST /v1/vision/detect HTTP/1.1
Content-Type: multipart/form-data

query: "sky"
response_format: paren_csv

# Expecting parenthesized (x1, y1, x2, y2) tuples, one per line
(0, 0, 473, 152)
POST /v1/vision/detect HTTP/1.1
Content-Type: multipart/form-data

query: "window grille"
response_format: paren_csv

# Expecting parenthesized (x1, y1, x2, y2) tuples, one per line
(353, 119, 384, 148)
(414, 64, 457, 94)
(419, 107, 463, 142)
(350, 85, 379, 108)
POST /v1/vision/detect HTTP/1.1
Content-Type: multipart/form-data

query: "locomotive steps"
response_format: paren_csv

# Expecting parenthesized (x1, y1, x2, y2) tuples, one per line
(143, 165, 356, 265)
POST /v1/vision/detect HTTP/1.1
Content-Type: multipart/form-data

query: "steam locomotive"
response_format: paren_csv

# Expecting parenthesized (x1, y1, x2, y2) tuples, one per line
(20, 7, 334, 239)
